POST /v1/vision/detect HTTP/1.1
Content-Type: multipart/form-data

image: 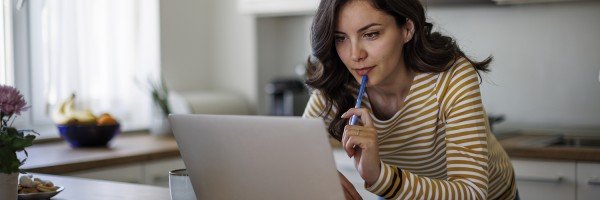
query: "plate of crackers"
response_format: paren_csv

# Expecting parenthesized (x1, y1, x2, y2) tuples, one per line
(18, 174, 64, 200)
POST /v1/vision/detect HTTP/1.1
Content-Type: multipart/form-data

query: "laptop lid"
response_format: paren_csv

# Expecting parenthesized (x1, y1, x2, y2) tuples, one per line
(169, 114, 344, 200)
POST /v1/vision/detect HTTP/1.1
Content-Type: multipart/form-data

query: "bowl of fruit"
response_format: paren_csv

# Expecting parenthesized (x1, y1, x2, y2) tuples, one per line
(52, 94, 121, 148)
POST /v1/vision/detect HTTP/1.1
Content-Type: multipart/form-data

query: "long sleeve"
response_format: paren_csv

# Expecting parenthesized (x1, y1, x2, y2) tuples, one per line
(302, 90, 336, 125)
(302, 90, 326, 119)
(366, 60, 490, 200)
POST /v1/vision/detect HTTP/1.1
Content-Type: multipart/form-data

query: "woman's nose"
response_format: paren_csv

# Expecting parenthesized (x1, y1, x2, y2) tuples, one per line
(350, 43, 366, 62)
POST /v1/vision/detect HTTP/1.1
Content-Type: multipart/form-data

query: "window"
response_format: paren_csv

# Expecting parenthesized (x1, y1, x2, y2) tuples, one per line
(0, 0, 14, 85)
(12, 0, 160, 138)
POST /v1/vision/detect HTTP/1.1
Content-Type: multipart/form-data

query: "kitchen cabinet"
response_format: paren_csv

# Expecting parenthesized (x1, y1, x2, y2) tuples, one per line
(238, 0, 490, 16)
(237, 0, 500, 16)
(511, 159, 576, 200)
(512, 159, 600, 200)
(65, 158, 185, 186)
(239, 0, 595, 16)
(493, 0, 588, 4)
(238, 0, 319, 16)
(576, 162, 600, 200)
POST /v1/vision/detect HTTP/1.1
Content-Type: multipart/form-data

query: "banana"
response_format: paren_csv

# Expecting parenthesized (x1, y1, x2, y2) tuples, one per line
(64, 94, 76, 117)
(52, 94, 75, 124)
(74, 109, 97, 125)
(52, 94, 97, 125)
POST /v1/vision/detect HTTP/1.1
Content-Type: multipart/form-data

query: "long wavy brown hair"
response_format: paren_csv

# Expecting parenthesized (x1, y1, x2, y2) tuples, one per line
(305, 0, 492, 141)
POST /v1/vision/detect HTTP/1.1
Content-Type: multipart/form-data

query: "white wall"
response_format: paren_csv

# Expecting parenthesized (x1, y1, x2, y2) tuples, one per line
(256, 16, 312, 114)
(213, 0, 258, 113)
(160, 0, 215, 91)
(427, 1, 600, 132)
(160, 0, 257, 113)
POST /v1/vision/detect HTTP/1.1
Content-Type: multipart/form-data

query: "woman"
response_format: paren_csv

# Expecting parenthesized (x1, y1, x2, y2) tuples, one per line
(302, 0, 518, 199)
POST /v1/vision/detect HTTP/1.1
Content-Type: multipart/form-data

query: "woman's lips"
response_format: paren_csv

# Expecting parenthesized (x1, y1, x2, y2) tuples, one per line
(356, 66, 374, 76)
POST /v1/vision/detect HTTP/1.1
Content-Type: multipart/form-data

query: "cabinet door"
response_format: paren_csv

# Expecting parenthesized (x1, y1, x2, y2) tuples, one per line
(238, 0, 319, 16)
(576, 162, 600, 200)
(66, 164, 144, 184)
(143, 157, 186, 187)
(511, 159, 576, 200)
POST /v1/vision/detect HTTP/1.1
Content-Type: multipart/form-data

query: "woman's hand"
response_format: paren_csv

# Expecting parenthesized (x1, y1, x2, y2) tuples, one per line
(341, 108, 381, 187)
(338, 171, 363, 200)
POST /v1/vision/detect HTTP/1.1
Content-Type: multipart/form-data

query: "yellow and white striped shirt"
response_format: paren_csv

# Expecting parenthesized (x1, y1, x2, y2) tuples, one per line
(303, 58, 516, 200)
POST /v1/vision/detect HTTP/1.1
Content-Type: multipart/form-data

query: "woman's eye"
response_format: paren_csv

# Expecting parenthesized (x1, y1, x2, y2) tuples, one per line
(364, 32, 379, 39)
(334, 36, 346, 43)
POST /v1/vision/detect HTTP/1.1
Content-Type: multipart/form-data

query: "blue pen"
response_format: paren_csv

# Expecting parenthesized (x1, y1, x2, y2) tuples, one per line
(350, 75, 368, 125)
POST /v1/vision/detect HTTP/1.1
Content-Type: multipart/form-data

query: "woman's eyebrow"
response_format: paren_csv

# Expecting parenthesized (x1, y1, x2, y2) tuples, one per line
(335, 23, 383, 35)
(357, 23, 382, 33)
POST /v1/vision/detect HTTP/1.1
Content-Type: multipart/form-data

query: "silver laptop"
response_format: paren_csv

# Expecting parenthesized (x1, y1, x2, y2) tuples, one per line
(169, 114, 344, 200)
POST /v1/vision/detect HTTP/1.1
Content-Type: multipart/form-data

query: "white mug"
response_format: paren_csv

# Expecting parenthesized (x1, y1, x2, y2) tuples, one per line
(169, 169, 197, 200)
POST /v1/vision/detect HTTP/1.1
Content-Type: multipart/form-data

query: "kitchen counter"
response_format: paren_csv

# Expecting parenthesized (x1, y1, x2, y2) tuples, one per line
(497, 133, 600, 162)
(22, 131, 600, 175)
(22, 133, 180, 174)
(30, 173, 170, 200)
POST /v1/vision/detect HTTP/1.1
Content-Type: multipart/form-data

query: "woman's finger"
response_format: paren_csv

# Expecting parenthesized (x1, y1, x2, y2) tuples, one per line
(343, 125, 377, 157)
(342, 125, 349, 146)
(345, 136, 368, 157)
(342, 126, 356, 157)
(341, 108, 374, 127)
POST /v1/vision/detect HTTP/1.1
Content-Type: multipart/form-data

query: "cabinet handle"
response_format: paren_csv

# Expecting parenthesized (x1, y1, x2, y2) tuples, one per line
(588, 178, 600, 186)
(516, 175, 563, 183)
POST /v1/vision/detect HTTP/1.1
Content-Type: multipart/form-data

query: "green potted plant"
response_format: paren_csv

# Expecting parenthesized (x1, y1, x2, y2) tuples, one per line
(0, 85, 37, 200)
(137, 76, 172, 136)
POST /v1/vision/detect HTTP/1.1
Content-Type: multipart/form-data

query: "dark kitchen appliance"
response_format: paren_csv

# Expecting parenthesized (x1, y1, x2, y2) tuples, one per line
(265, 78, 308, 116)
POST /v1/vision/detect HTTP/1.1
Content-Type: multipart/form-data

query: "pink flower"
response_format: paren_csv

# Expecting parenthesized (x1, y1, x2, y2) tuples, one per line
(0, 85, 29, 116)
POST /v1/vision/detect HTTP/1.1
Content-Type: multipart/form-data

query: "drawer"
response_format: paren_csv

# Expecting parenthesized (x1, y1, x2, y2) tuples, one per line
(576, 162, 600, 200)
(511, 159, 576, 200)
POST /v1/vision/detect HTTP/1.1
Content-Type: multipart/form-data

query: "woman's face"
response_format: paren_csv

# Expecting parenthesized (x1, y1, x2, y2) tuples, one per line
(334, 0, 412, 87)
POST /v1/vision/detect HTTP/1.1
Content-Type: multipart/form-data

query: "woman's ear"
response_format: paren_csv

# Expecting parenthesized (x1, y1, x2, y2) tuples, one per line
(404, 19, 415, 44)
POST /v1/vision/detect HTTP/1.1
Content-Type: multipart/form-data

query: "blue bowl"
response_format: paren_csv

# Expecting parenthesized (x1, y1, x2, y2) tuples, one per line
(57, 124, 120, 147)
